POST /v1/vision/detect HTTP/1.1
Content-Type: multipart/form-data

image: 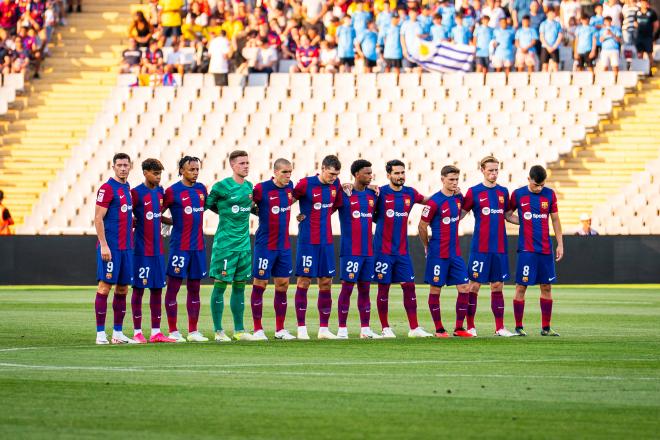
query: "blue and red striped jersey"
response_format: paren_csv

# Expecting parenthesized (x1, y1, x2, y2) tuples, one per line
(373, 185, 424, 256)
(422, 191, 463, 258)
(510, 186, 558, 255)
(253, 179, 294, 251)
(131, 183, 165, 257)
(462, 183, 510, 254)
(338, 188, 377, 257)
(293, 175, 342, 246)
(163, 181, 207, 251)
(95, 178, 133, 250)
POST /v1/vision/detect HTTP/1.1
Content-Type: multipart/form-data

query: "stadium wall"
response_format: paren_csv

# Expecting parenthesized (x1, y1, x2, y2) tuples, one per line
(1, 236, 659, 285)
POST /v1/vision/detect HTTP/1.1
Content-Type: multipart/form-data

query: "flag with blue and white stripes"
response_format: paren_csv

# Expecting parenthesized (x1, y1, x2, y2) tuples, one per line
(411, 39, 476, 73)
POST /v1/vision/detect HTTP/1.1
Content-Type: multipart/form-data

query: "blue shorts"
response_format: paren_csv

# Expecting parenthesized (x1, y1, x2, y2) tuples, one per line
(253, 247, 293, 280)
(296, 244, 336, 278)
(166, 249, 208, 280)
(374, 254, 415, 284)
(468, 252, 511, 283)
(424, 255, 469, 287)
(96, 248, 133, 285)
(132, 255, 167, 289)
(516, 251, 556, 286)
(340, 256, 375, 283)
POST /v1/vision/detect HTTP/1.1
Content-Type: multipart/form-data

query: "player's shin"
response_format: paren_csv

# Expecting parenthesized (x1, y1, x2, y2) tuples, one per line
(186, 279, 201, 333)
(466, 292, 478, 330)
(540, 297, 553, 330)
(251, 284, 266, 331)
(295, 285, 308, 326)
(318, 289, 333, 328)
(165, 276, 183, 332)
(454, 291, 469, 330)
(428, 292, 444, 332)
(338, 282, 354, 328)
(210, 281, 227, 332)
(150, 288, 163, 334)
(491, 291, 505, 331)
(131, 288, 144, 333)
(230, 281, 246, 332)
(401, 282, 419, 329)
(112, 292, 127, 332)
(357, 281, 371, 328)
(274, 289, 288, 331)
(95, 292, 108, 333)
(376, 283, 391, 329)
(513, 299, 525, 329)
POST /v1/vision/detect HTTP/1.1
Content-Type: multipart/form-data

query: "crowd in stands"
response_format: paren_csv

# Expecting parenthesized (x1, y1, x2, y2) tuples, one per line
(0, 0, 78, 79)
(121, 0, 658, 82)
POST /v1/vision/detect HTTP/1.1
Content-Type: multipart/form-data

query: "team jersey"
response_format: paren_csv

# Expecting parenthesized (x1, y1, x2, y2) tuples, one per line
(462, 183, 510, 254)
(163, 181, 207, 251)
(421, 191, 463, 258)
(96, 178, 133, 250)
(205, 177, 253, 253)
(338, 188, 377, 257)
(374, 185, 424, 256)
(293, 175, 343, 246)
(253, 179, 294, 251)
(131, 183, 165, 256)
(510, 186, 558, 255)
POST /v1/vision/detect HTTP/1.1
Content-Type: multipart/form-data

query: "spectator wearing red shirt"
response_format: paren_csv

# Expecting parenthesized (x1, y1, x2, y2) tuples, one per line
(0, 0, 20, 34)
(290, 34, 319, 73)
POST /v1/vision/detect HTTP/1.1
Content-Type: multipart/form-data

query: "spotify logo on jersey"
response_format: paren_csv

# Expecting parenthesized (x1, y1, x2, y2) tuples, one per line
(184, 206, 193, 215)
(232, 205, 240, 214)
(271, 206, 280, 214)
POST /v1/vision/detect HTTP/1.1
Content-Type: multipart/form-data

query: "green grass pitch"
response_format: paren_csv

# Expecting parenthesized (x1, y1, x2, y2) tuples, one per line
(0, 285, 659, 439)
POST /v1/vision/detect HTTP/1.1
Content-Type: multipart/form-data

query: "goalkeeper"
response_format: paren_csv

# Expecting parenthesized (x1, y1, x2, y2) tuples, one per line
(205, 150, 255, 342)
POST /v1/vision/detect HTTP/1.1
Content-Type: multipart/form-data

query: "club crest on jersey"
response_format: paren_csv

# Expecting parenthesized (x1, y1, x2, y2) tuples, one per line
(541, 201, 548, 209)
(331, 189, 336, 197)
(199, 194, 205, 203)
(287, 192, 293, 201)
(248, 194, 253, 200)
(498, 195, 504, 204)
(368, 199, 374, 207)
(457, 201, 461, 210)
(404, 197, 411, 207)
(473, 272, 479, 279)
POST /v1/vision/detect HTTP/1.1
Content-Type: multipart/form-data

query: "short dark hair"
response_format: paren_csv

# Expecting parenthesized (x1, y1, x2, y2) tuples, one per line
(112, 153, 131, 164)
(229, 150, 248, 163)
(529, 165, 547, 183)
(321, 155, 341, 171)
(273, 158, 291, 171)
(350, 159, 372, 177)
(604, 16, 612, 22)
(178, 155, 201, 176)
(441, 165, 460, 176)
(386, 159, 405, 174)
(142, 158, 164, 172)
(433, 13, 442, 20)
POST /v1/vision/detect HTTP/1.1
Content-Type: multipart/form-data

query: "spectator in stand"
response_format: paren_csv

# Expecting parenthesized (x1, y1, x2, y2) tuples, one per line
(141, 38, 164, 74)
(336, 14, 356, 72)
(401, 6, 424, 72)
(492, 16, 515, 73)
(21, 25, 43, 78)
(511, 0, 532, 28)
(419, 5, 434, 35)
(458, 0, 477, 30)
(603, 0, 623, 28)
(451, 13, 472, 45)
(191, 37, 209, 73)
(635, 0, 659, 71)
(67, 0, 82, 14)
(159, 0, 184, 40)
(181, 0, 209, 41)
(528, 1, 546, 37)
(129, 11, 153, 49)
(482, 0, 505, 29)
(575, 213, 598, 236)
(539, 8, 562, 72)
(381, 10, 402, 73)
(376, 1, 393, 33)
(622, 0, 639, 46)
(319, 39, 339, 72)
(290, 34, 319, 73)
(356, 18, 379, 72)
(473, 15, 493, 73)
(165, 38, 187, 76)
(515, 15, 539, 72)
(302, 0, 326, 37)
(120, 38, 142, 74)
(574, 14, 597, 72)
(438, 0, 456, 33)
(430, 14, 449, 43)
(208, 29, 230, 85)
(352, 0, 372, 40)
(590, 4, 605, 57)
(1, 0, 20, 34)
(560, 0, 581, 30)
(599, 16, 622, 74)
(0, 190, 14, 235)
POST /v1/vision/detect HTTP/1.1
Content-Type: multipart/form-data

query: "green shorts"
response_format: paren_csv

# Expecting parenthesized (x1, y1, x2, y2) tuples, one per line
(209, 250, 252, 282)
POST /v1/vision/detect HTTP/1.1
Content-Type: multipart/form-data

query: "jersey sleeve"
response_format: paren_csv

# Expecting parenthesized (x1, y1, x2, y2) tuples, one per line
(96, 183, 114, 208)
(421, 199, 438, 223)
(205, 184, 221, 214)
(293, 178, 307, 200)
(130, 189, 139, 216)
(163, 187, 174, 212)
(412, 188, 425, 204)
(333, 181, 343, 209)
(252, 183, 263, 203)
(462, 188, 474, 212)
(509, 190, 518, 211)
(550, 190, 558, 213)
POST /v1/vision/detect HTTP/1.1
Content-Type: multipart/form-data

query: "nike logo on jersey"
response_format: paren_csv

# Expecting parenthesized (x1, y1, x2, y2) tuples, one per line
(503, 274, 508, 279)
(351, 201, 359, 205)
(385, 200, 393, 204)
(313, 193, 321, 197)
(479, 198, 488, 202)
(230, 196, 238, 200)
(464, 278, 468, 282)
(442, 209, 449, 213)
(521, 203, 529, 207)
(182, 197, 189, 201)
(144, 201, 151, 205)
(329, 270, 336, 274)
(119, 195, 125, 199)
(410, 276, 415, 280)
(281, 302, 287, 305)
(548, 277, 556, 282)
(202, 272, 207, 276)
(270, 196, 278, 200)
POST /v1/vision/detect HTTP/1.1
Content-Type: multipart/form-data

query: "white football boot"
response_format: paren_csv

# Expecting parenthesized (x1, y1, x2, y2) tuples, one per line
(336, 327, 349, 339)
(495, 327, 516, 337)
(111, 331, 137, 344)
(317, 327, 339, 339)
(360, 327, 383, 339)
(407, 327, 433, 338)
(214, 330, 231, 342)
(168, 331, 187, 343)
(187, 331, 209, 342)
(467, 328, 478, 337)
(297, 326, 310, 340)
(96, 332, 109, 345)
(381, 327, 397, 338)
(274, 329, 296, 340)
(252, 330, 269, 341)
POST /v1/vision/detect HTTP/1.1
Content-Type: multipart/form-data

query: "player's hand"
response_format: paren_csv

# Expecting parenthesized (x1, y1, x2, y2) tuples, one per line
(100, 244, 112, 262)
(296, 214, 306, 223)
(342, 183, 353, 196)
(454, 186, 461, 195)
(161, 224, 172, 238)
(589, 50, 596, 59)
(555, 244, 564, 262)
(368, 184, 380, 196)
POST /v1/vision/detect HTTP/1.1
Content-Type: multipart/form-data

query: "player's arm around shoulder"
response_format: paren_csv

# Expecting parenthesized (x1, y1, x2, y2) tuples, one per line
(205, 181, 224, 214)
(549, 189, 564, 261)
(95, 183, 112, 261)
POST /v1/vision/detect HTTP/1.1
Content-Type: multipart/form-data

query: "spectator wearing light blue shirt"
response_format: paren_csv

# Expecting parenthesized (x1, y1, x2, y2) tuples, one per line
(473, 16, 494, 72)
(492, 17, 516, 72)
(451, 14, 473, 45)
(438, 0, 456, 33)
(514, 15, 539, 71)
(511, 0, 532, 28)
(351, 0, 372, 41)
(574, 15, 597, 72)
(337, 15, 357, 72)
(599, 16, 623, 73)
(382, 12, 403, 73)
(589, 4, 605, 49)
(357, 19, 380, 72)
(401, 8, 426, 72)
(539, 9, 563, 71)
(419, 6, 434, 34)
(430, 14, 449, 44)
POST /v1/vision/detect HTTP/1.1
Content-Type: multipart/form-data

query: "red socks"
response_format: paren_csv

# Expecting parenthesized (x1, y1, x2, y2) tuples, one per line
(376, 283, 390, 328)
(251, 285, 266, 331)
(540, 298, 553, 328)
(466, 292, 478, 329)
(428, 292, 443, 332)
(513, 299, 525, 328)
(491, 291, 505, 331)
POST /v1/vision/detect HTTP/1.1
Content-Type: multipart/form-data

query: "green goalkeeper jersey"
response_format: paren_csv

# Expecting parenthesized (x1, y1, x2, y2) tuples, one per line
(205, 177, 254, 253)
